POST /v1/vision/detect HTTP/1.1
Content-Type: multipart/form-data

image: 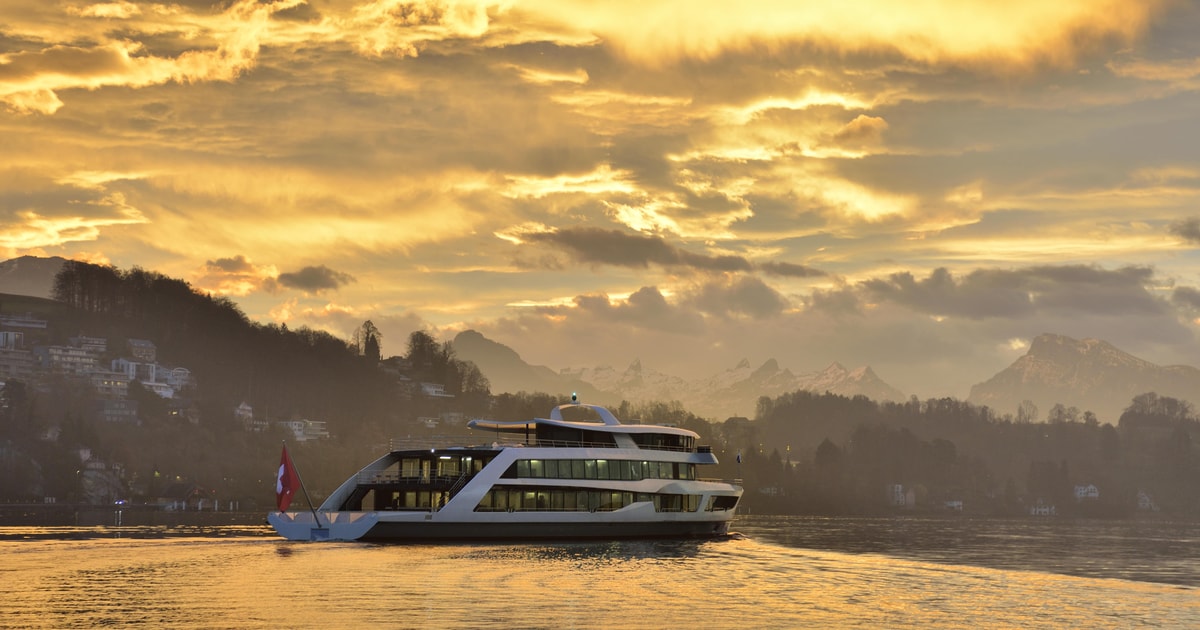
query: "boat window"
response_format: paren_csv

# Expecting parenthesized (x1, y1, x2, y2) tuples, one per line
(473, 486, 712, 513)
(507, 458, 696, 481)
(707, 495, 739, 511)
(437, 457, 460, 478)
(400, 458, 421, 478)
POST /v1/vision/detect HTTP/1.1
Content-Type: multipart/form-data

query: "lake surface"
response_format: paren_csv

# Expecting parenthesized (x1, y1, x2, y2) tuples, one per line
(2, 515, 1197, 628)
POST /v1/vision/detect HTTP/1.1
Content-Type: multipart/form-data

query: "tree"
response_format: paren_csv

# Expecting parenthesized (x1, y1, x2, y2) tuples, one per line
(1017, 400, 1038, 424)
(353, 320, 383, 363)
(406, 331, 438, 370)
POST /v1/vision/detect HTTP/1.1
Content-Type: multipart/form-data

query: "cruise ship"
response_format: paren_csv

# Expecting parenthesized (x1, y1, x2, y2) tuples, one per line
(268, 401, 743, 541)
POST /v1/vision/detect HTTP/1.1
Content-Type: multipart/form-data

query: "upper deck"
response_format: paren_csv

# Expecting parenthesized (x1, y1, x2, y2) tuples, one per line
(466, 401, 701, 452)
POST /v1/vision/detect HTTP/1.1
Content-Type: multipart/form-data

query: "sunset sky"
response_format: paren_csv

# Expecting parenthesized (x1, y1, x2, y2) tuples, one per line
(4, 0, 1200, 399)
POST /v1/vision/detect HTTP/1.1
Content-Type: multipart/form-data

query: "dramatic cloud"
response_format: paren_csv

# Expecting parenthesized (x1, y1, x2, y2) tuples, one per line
(521, 227, 827, 279)
(524, 227, 753, 272)
(194, 255, 280, 296)
(276, 265, 357, 293)
(1170, 218, 1200, 244)
(0, 0, 304, 114)
(1172, 286, 1200, 311)
(683, 275, 790, 319)
(857, 266, 1162, 320)
(5, 0, 1200, 402)
(760, 261, 827, 279)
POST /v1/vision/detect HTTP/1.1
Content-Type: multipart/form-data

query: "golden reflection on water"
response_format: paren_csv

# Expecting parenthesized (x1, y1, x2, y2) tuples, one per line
(1, 531, 1197, 628)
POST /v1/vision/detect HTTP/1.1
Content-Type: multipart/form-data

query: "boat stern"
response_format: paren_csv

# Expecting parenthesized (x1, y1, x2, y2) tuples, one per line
(268, 511, 378, 541)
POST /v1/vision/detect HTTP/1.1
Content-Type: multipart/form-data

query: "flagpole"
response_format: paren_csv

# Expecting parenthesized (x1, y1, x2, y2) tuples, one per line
(283, 441, 325, 528)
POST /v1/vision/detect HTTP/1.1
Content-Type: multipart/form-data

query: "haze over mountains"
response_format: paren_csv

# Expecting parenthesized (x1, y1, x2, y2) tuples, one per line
(2, 257, 1198, 423)
(968, 333, 1200, 423)
(453, 329, 905, 419)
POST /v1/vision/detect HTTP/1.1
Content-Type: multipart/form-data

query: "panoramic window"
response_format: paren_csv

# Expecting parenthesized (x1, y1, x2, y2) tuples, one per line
(474, 486, 701, 513)
(508, 458, 696, 481)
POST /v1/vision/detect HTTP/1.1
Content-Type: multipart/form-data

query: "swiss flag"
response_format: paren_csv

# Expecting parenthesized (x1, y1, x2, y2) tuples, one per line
(276, 445, 300, 512)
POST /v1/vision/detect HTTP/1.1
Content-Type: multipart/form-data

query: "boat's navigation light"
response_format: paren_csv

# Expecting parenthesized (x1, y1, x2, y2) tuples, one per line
(571, 392, 578, 402)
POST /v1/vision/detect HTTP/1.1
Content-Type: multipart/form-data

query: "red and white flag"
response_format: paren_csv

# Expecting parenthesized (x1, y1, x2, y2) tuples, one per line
(276, 445, 300, 512)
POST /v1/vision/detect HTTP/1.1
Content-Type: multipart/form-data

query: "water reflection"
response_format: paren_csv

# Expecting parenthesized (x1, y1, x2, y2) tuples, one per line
(737, 515, 1200, 586)
(2, 520, 1198, 628)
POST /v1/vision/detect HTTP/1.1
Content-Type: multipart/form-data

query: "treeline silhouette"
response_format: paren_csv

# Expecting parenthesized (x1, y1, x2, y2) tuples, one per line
(709, 390, 1200, 516)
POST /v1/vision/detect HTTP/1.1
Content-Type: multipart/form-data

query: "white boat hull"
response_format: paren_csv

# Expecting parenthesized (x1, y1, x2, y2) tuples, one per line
(269, 502, 737, 542)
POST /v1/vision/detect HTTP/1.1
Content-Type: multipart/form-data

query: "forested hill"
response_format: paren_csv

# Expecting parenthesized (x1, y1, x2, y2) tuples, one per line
(50, 260, 392, 431)
(0, 261, 491, 506)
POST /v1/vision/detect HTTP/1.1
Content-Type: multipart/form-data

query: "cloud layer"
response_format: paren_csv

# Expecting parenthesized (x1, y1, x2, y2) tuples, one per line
(4, 0, 1200, 410)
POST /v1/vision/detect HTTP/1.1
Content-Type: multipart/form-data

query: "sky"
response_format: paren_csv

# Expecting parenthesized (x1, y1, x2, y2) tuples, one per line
(3, 0, 1200, 400)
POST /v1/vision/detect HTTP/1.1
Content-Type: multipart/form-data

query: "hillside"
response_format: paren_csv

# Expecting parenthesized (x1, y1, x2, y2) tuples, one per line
(0, 256, 65, 299)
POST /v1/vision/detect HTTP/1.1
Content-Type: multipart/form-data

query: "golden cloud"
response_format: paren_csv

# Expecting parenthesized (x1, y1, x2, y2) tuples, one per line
(347, 0, 494, 57)
(531, 0, 1167, 69)
(831, 115, 889, 147)
(0, 201, 146, 251)
(0, 0, 303, 114)
(1107, 57, 1200, 81)
(193, 255, 280, 297)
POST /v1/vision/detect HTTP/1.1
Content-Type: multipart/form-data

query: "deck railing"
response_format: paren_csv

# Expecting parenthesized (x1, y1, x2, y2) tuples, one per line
(386, 437, 704, 453)
(357, 472, 464, 485)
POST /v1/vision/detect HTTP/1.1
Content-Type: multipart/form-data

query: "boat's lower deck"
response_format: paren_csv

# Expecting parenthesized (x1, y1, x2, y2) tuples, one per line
(358, 518, 732, 541)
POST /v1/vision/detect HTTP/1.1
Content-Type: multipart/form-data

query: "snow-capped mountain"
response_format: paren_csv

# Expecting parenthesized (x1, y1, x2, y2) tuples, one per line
(454, 329, 905, 419)
(967, 333, 1200, 423)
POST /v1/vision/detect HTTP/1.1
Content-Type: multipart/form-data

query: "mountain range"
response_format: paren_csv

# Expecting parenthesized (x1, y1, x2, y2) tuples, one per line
(967, 333, 1200, 423)
(452, 329, 905, 419)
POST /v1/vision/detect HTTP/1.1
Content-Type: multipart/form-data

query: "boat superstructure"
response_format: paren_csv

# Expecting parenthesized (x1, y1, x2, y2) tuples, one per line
(268, 402, 742, 541)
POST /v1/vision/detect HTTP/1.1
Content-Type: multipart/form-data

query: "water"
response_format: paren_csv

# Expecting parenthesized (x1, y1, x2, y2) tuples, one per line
(1, 516, 1196, 628)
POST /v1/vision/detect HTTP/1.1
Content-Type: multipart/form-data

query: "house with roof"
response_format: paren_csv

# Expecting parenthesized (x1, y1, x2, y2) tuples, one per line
(277, 418, 330, 442)
(1073, 484, 1100, 501)
(127, 338, 157, 362)
(1030, 498, 1057, 516)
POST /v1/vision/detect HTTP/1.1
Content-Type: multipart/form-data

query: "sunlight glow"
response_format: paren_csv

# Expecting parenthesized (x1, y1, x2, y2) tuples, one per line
(503, 165, 638, 199)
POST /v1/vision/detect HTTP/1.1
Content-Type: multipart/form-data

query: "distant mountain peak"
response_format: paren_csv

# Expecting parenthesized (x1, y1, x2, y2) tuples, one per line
(819, 362, 848, 377)
(452, 330, 905, 420)
(0, 255, 67, 299)
(751, 358, 780, 379)
(968, 333, 1200, 422)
